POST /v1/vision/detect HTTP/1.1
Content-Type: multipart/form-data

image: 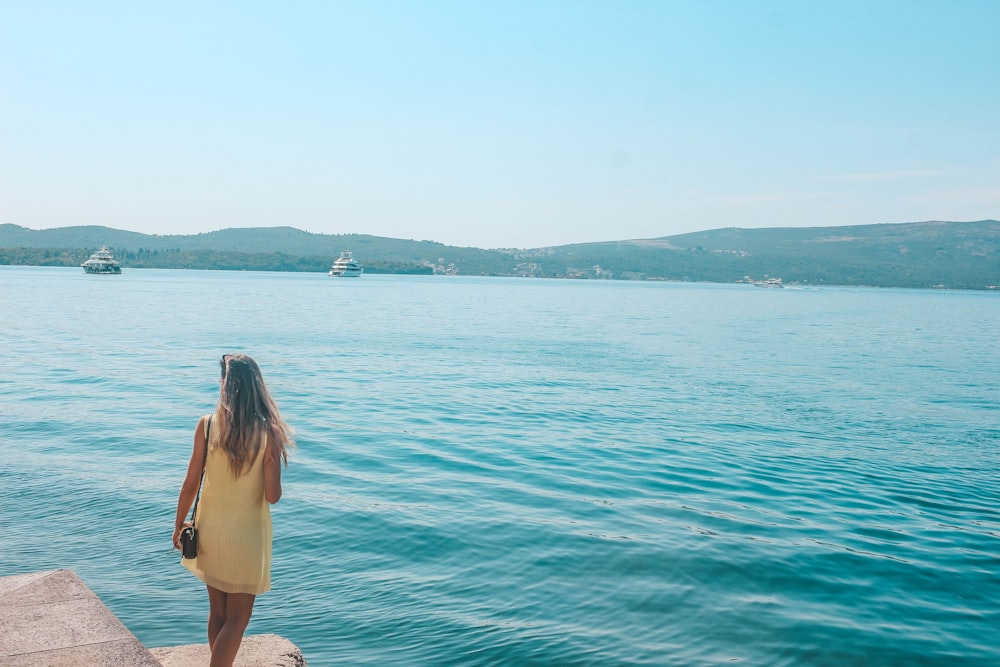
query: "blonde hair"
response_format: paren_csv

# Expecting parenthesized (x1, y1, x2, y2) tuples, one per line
(216, 353, 293, 475)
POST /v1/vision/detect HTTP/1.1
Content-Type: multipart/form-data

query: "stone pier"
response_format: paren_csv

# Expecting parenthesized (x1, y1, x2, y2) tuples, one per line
(0, 570, 306, 666)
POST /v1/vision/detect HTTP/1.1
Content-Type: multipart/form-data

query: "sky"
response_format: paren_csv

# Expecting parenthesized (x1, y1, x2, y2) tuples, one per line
(1, 1, 998, 249)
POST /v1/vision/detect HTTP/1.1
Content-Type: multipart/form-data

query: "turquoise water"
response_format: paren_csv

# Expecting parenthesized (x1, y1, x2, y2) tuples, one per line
(1, 266, 998, 666)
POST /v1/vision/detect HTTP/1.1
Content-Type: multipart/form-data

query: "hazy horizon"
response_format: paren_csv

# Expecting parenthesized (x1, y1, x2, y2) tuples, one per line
(2, 2, 998, 248)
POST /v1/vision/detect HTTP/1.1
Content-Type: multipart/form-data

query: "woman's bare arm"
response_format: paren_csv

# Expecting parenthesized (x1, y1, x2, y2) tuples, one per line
(171, 416, 208, 549)
(263, 440, 282, 504)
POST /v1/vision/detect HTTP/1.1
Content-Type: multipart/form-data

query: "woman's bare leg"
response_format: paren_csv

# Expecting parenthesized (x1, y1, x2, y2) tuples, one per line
(206, 586, 228, 649)
(209, 591, 256, 667)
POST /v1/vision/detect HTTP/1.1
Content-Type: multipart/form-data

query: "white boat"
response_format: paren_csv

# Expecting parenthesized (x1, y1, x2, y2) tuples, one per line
(82, 246, 122, 274)
(328, 251, 363, 277)
(753, 277, 783, 288)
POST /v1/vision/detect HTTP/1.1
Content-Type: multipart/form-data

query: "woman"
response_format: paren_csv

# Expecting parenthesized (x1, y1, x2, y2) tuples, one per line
(173, 354, 293, 667)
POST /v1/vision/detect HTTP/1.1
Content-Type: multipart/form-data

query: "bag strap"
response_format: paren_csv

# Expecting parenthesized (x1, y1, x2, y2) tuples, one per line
(188, 415, 211, 526)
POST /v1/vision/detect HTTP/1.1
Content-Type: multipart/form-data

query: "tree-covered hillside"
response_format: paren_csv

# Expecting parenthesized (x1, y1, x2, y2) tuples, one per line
(538, 220, 1000, 288)
(2, 220, 998, 289)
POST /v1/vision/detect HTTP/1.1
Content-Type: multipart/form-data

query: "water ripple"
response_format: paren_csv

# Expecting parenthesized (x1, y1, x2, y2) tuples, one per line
(2, 269, 999, 665)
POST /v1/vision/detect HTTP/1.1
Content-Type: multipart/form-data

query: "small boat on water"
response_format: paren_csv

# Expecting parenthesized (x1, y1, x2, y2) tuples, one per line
(328, 251, 363, 277)
(82, 246, 122, 274)
(753, 277, 784, 288)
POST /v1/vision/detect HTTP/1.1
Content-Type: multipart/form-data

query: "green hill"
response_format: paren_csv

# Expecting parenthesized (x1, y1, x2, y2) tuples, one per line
(541, 220, 1000, 288)
(1, 220, 998, 289)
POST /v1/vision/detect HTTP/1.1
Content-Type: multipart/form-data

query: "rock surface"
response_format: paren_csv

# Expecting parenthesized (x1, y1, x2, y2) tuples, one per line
(0, 570, 307, 666)
(0, 569, 160, 666)
(151, 634, 307, 666)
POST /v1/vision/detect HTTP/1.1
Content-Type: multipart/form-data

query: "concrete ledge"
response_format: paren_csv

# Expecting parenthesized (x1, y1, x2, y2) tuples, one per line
(0, 570, 307, 666)
(151, 634, 307, 666)
(0, 569, 160, 666)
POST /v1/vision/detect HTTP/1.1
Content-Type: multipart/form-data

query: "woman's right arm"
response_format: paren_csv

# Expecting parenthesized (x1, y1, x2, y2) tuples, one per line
(171, 416, 208, 550)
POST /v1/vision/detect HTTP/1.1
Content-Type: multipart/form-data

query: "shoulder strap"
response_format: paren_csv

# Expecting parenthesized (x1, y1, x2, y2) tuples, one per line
(188, 415, 211, 525)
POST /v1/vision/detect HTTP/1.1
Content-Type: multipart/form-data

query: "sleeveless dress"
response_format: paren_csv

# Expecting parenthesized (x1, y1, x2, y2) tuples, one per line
(182, 415, 272, 595)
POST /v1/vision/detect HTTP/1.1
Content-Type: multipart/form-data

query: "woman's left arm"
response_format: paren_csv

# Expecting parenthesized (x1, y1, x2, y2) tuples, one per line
(264, 440, 282, 504)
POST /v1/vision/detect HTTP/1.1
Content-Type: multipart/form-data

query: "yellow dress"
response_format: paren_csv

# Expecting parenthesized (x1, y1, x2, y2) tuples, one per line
(182, 415, 272, 595)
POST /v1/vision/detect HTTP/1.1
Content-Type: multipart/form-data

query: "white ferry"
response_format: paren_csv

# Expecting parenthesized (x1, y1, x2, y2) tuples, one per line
(82, 246, 122, 274)
(753, 278, 784, 288)
(328, 251, 363, 277)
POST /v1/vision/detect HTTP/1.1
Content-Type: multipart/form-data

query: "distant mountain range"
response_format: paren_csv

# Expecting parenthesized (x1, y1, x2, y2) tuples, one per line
(2, 220, 998, 289)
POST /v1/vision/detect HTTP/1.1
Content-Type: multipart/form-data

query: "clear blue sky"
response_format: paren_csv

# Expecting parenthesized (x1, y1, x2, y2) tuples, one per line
(2, 1, 997, 248)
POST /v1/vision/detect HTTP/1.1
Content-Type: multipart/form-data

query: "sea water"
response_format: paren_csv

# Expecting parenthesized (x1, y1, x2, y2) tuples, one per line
(1, 266, 998, 666)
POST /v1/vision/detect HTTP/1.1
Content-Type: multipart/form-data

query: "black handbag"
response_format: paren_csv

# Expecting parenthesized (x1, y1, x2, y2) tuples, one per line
(180, 416, 211, 559)
(179, 523, 198, 559)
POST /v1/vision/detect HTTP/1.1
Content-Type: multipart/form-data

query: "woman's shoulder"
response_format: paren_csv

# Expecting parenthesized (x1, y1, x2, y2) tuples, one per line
(196, 413, 218, 437)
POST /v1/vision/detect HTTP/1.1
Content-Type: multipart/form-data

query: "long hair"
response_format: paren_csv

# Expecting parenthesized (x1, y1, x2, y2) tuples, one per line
(216, 353, 293, 476)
